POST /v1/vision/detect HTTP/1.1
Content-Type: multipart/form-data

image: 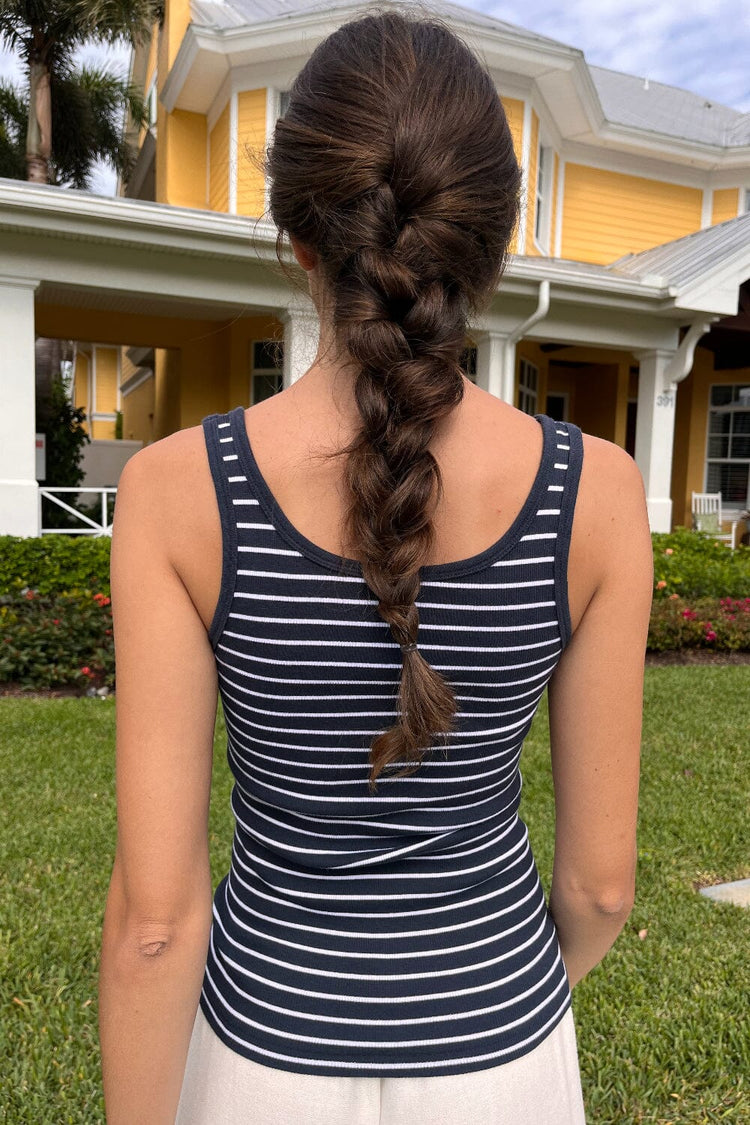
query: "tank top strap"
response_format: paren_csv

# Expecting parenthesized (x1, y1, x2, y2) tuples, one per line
(202, 409, 246, 648)
(532, 412, 584, 650)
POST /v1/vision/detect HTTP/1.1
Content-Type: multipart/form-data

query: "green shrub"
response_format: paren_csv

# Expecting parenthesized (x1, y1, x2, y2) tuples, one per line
(648, 595, 750, 651)
(0, 535, 111, 596)
(652, 527, 750, 599)
(0, 589, 114, 690)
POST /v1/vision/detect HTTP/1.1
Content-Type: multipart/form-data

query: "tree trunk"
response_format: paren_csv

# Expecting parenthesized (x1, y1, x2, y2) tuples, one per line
(26, 30, 52, 184)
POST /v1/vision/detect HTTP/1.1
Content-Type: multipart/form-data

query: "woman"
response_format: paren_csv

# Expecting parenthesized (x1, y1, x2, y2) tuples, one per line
(98, 8, 653, 1124)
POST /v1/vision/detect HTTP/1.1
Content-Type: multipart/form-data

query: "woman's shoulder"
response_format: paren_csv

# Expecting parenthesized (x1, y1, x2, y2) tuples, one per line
(114, 423, 219, 556)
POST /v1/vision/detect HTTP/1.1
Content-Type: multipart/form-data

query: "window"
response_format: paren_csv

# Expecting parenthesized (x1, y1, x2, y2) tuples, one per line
(459, 345, 477, 383)
(250, 339, 283, 404)
(518, 358, 539, 415)
(743, 187, 750, 213)
(145, 74, 158, 132)
(533, 144, 554, 252)
(706, 383, 750, 509)
(279, 90, 291, 118)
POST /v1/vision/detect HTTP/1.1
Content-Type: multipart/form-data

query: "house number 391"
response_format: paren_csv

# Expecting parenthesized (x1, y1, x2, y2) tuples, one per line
(656, 394, 674, 407)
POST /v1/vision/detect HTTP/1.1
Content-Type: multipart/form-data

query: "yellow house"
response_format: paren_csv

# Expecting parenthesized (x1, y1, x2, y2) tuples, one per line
(0, 0, 748, 538)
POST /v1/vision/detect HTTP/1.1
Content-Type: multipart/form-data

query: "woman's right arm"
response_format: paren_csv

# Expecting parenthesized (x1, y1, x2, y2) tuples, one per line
(546, 439, 654, 989)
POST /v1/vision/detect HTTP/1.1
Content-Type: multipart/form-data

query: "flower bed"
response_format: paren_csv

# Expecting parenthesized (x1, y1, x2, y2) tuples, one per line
(0, 529, 748, 692)
(0, 589, 114, 691)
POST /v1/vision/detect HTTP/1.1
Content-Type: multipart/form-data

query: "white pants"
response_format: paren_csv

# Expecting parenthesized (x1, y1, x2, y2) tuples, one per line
(175, 1004, 587, 1124)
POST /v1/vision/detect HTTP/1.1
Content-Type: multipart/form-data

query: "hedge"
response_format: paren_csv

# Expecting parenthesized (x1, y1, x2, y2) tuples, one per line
(0, 535, 111, 597)
(0, 531, 748, 690)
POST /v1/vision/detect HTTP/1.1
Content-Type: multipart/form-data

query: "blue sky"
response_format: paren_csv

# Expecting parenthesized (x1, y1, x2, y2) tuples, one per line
(1, 0, 748, 195)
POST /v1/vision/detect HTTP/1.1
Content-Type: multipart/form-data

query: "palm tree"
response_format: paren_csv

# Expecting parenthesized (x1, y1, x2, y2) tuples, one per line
(0, 0, 163, 447)
(0, 0, 163, 186)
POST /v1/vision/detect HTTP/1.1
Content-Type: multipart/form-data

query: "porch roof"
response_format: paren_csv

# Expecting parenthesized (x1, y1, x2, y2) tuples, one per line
(1, 178, 745, 315)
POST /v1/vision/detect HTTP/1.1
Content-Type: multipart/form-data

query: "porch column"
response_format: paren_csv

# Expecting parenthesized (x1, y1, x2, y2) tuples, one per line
(473, 330, 515, 403)
(0, 277, 39, 536)
(633, 348, 677, 533)
(280, 299, 320, 388)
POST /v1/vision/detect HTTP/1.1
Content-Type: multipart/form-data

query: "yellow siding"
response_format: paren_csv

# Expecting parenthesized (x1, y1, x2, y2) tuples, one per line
(525, 110, 540, 256)
(144, 30, 158, 93)
(500, 97, 524, 164)
(94, 347, 119, 414)
(712, 188, 740, 224)
(561, 164, 703, 265)
(237, 89, 268, 218)
(550, 152, 559, 256)
(160, 0, 191, 77)
(163, 109, 207, 208)
(122, 375, 155, 445)
(209, 103, 230, 213)
(91, 420, 117, 441)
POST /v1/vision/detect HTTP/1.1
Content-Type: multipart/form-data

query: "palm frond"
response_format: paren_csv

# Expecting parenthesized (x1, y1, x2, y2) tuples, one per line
(46, 64, 148, 188)
(67, 0, 164, 46)
(0, 79, 26, 179)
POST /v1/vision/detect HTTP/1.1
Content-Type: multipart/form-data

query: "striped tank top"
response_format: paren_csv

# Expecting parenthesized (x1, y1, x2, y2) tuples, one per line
(198, 403, 584, 1078)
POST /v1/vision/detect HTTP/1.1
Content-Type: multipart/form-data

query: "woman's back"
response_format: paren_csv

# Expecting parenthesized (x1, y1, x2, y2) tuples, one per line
(172, 376, 599, 643)
(122, 373, 634, 1080)
(99, 10, 653, 1121)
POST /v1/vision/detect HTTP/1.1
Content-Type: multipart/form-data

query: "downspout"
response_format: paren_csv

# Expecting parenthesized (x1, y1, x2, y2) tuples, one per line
(502, 279, 550, 404)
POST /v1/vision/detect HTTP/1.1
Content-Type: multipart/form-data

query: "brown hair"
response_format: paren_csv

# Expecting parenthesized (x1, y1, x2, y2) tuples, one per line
(265, 4, 522, 792)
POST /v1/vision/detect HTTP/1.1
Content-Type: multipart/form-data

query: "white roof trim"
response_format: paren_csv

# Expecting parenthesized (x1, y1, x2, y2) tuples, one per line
(0, 179, 744, 320)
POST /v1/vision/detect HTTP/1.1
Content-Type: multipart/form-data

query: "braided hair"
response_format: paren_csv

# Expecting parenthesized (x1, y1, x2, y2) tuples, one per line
(266, 7, 522, 792)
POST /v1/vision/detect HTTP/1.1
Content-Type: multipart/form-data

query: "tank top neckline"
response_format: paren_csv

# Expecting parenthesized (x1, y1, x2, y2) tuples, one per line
(226, 404, 557, 581)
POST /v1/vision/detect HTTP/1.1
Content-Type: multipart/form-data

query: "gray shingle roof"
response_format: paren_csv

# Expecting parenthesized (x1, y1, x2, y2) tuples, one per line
(589, 65, 750, 148)
(189, 0, 750, 150)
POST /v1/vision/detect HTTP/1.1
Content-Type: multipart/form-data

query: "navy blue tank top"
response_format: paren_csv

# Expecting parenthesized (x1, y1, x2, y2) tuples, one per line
(197, 404, 584, 1078)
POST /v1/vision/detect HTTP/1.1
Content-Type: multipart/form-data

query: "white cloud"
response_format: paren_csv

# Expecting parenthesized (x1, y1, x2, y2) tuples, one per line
(476, 0, 750, 111)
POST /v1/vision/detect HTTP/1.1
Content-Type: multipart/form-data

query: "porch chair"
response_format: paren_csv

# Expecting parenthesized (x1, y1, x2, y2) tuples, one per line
(691, 492, 739, 550)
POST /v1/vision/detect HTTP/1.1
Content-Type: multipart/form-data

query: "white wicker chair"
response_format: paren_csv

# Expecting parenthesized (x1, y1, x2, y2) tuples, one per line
(691, 492, 739, 550)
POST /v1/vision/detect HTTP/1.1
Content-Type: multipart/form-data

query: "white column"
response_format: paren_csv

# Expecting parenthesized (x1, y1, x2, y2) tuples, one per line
(473, 330, 515, 404)
(0, 277, 39, 536)
(280, 299, 320, 388)
(634, 348, 677, 533)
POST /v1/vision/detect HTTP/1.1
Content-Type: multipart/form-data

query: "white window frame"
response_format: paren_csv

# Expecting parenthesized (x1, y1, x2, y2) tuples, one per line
(533, 141, 554, 254)
(145, 72, 158, 134)
(518, 358, 539, 415)
(704, 382, 750, 513)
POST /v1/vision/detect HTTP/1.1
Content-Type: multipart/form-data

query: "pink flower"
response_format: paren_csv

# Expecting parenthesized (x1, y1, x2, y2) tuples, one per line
(656, 580, 667, 590)
(80, 666, 92, 676)
(664, 548, 674, 555)
(669, 593, 679, 600)
(52, 619, 60, 626)
(705, 631, 717, 642)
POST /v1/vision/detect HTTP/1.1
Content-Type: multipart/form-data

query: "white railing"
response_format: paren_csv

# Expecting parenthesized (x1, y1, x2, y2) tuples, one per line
(39, 487, 117, 536)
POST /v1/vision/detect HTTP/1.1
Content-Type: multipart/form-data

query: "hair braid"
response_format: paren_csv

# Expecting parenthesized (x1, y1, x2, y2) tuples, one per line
(266, 9, 522, 791)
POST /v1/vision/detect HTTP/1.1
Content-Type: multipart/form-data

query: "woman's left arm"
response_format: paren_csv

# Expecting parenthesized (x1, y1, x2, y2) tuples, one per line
(99, 438, 219, 1125)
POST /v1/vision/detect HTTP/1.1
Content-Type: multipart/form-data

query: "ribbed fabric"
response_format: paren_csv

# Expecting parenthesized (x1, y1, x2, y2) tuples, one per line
(198, 404, 584, 1079)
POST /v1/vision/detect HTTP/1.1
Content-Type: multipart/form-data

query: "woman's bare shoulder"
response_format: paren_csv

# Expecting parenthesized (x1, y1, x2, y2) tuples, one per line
(114, 425, 218, 551)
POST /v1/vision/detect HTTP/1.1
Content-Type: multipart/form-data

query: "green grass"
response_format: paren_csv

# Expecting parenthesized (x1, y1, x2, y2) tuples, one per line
(0, 668, 748, 1123)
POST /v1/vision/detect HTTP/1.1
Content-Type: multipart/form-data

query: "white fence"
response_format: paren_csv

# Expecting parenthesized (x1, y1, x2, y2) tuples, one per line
(39, 487, 117, 536)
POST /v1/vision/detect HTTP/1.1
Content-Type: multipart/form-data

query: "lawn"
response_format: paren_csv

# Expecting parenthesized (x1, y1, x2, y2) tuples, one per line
(0, 667, 748, 1124)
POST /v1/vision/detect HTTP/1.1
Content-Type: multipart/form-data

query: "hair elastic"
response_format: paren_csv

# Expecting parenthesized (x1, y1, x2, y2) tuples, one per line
(400, 642, 418, 653)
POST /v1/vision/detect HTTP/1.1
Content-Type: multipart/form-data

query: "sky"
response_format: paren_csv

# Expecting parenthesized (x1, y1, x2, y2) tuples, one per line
(0, 0, 748, 196)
